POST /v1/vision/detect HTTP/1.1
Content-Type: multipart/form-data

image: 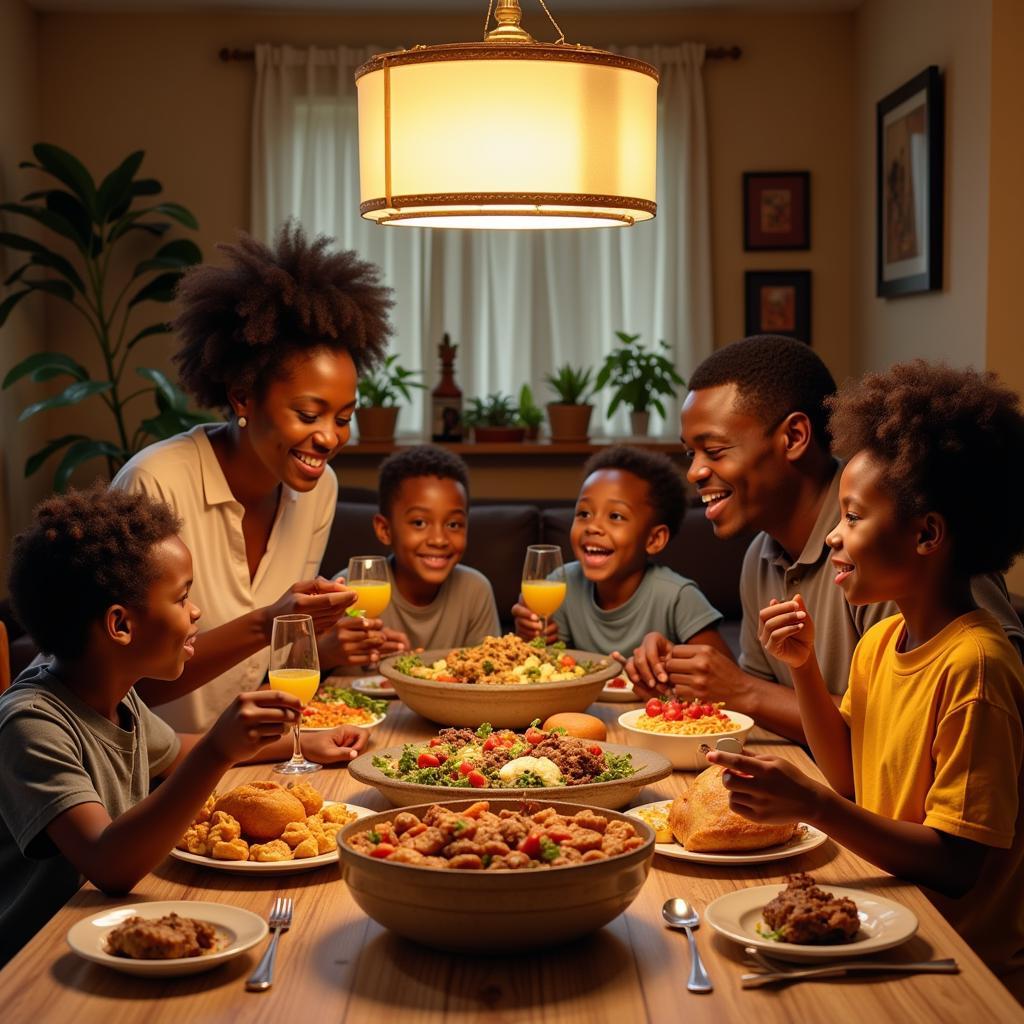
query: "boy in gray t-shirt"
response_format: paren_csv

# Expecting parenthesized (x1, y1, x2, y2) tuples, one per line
(513, 446, 729, 661)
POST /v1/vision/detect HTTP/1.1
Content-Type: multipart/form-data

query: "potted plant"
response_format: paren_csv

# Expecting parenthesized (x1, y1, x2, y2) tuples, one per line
(517, 383, 543, 441)
(544, 363, 595, 442)
(464, 391, 526, 443)
(595, 331, 686, 436)
(0, 143, 211, 489)
(355, 353, 425, 443)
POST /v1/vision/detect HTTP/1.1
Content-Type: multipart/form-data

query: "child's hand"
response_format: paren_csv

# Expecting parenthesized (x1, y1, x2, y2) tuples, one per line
(204, 690, 301, 763)
(317, 615, 387, 670)
(512, 600, 560, 642)
(264, 578, 356, 636)
(758, 594, 815, 668)
(378, 628, 409, 656)
(706, 748, 826, 824)
(300, 725, 368, 765)
(624, 631, 673, 698)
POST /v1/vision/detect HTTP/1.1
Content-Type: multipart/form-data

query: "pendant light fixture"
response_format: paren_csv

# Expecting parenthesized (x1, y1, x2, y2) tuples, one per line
(354, 0, 658, 229)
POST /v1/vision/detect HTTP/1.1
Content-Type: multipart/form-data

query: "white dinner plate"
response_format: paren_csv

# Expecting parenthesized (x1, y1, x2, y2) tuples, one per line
(351, 676, 398, 699)
(169, 802, 376, 875)
(599, 676, 638, 703)
(626, 800, 829, 864)
(66, 900, 267, 977)
(703, 883, 918, 962)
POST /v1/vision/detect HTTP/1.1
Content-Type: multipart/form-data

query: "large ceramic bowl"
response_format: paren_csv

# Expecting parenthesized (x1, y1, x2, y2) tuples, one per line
(348, 740, 672, 810)
(617, 707, 755, 770)
(379, 648, 621, 727)
(337, 798, 655, 952)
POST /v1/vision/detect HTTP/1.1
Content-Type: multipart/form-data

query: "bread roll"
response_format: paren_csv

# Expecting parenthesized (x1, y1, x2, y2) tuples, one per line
(213, 781, 306, 841)
(668, 766, 797, 852)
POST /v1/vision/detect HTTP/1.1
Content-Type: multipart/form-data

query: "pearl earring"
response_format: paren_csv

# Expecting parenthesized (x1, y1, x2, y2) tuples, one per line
(237, 416, 247, 428)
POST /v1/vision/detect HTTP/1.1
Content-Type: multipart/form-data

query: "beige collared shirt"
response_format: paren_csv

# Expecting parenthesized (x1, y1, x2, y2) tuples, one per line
(738, 467, 1024, 694)
(111, 425, 338, 732)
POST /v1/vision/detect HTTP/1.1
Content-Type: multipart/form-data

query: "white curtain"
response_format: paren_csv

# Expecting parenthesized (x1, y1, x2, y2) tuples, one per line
(252, 42, 712, 437)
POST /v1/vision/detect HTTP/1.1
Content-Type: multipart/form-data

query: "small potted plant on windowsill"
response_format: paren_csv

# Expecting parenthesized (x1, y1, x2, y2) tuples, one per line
(544, 364, 596, 442)
(595, 331, 685, 436)
(518, 384, 543, 441)
(355, 354, 426, 443)
(464, 391, 526, 443)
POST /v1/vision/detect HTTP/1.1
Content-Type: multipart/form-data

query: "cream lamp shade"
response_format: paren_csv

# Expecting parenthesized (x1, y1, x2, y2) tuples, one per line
(355, 1, 658, 229)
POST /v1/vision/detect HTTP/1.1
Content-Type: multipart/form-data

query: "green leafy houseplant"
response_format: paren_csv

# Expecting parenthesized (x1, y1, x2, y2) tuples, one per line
(544, 363, 597, 443)
(595, 331, 685, 418)
(464, 391, 521, 428)
(544, 363, 594, 405)
(517, 383, 543, 439)
(0, 143, 210, 489)
(356, 353, 425, 407)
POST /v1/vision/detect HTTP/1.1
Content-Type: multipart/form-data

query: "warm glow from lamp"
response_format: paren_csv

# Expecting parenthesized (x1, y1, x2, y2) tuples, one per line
(355, 1, 658, 229)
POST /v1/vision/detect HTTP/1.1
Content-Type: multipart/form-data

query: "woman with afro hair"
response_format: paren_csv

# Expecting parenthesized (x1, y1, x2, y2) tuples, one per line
(112, 223, 405, 736)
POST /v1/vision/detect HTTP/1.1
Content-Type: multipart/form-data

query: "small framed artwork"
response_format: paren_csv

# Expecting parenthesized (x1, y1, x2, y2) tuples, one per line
(876, 65, 944, 297)
(745, 270, 811, 343)
(743, 171, 810, 251)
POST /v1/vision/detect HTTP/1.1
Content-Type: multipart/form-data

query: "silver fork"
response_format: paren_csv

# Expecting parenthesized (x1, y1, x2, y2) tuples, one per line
(740, 957, 959, 987)
(245, 897, 293, 992)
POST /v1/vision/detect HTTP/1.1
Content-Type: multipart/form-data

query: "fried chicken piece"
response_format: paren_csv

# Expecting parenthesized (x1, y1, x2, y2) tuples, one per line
(208, 811, 242, 845)
(287, 781, 324, 816)
(281, 820, 316, 849)
(319, 804, 357, 826)
(178, 822, 211, 855)
(292, 837, 320, 859)
(106, 913, 218, 960)
(195, 793, 217, 825)
(249, 839, 293, 862)
(211, 837, 249, 861)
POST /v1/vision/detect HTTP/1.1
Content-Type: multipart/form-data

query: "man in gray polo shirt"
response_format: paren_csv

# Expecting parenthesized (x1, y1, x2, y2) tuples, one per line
(628, 335, 1024, 742)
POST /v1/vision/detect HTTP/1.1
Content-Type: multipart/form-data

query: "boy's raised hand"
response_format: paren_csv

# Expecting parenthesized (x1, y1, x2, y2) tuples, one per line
(758, 594, 815, 668)
(317, 615, 389, 670)
(624, 631, 673, 697)
(705, 748, 826, 825)
(265, 577, 356, 636)
(512, 599, 560, 643)
(202, 690, 302, 763)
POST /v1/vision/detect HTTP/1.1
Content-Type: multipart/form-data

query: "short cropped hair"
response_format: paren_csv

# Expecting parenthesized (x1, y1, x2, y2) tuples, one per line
(8, 485, 181, 661)
(582, 445, 686, 537)
(689, 335, 837, 449)
(828, 360, 1024, 575)
(377, 445, 470, 516)
(173, 221, 393, 411)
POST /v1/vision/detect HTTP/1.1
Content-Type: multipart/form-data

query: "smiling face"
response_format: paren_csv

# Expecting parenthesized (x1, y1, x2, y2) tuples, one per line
(826, 451, 923, 606)
(374, 475, 468, 602)
(233, 347, 358, 493)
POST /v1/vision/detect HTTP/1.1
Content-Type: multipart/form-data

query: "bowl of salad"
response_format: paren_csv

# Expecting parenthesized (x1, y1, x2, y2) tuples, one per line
(378, 634, 620, 727)
(348, 721, 672, 809)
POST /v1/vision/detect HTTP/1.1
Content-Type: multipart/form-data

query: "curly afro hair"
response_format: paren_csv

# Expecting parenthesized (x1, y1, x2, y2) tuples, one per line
(173, 221, 393, 411)
(828, 360, 1024, 576)
(377, 445, 470, 516)
(689, 335, 837, 449)
(8, 485, 182, 661)
(582, 445, 686, 537)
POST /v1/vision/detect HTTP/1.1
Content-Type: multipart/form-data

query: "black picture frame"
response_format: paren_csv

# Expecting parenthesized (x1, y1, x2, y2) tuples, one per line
(742, 171, 810, 251)
(744, 270, 811, 343)
(876, 65, 944, 298)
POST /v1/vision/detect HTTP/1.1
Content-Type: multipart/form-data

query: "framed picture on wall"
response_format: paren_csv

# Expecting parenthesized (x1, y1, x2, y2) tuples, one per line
(745, 270, 811, 343)
(876, 65, 944, 297)
(743, 171, 810, 250)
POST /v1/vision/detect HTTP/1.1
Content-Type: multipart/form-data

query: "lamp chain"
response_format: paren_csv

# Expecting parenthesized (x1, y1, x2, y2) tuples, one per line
(483, 0, 566, 45)
(483, 0, 495, 40)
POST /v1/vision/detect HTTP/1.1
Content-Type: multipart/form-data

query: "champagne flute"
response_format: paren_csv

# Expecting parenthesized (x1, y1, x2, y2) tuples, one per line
(521, 544, 566, 646)
(269, 613, 321, 775)
(346, 555, 392, 680)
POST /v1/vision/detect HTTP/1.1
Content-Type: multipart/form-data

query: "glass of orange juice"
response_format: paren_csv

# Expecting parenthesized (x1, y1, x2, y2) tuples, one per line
(521, 544, 566, 645)
(269, 613, 321, 775)
(346, 555, 392, 618)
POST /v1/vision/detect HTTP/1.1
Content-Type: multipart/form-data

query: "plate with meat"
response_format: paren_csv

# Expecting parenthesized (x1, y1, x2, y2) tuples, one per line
(703, 874, 918, 962)
(66, 900, 267, 976)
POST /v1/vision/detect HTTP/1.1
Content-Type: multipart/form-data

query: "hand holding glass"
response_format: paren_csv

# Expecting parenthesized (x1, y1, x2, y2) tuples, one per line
(346, 555, 392, 618)
(521, 544, 566, 645)
(269, 613, 321, 775)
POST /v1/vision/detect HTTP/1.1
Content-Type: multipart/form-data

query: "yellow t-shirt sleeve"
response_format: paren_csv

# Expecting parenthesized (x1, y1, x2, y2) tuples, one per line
(925, 698, 1022, 849)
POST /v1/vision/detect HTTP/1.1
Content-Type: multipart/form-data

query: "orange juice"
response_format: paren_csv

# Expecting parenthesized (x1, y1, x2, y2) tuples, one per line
(348, 580, 392, 618)
(268, 668, 320, 706)
(521, 579, 567, 618)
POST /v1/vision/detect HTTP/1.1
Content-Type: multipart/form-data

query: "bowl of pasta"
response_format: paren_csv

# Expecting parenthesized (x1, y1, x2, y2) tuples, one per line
(618, 700, 755, 770)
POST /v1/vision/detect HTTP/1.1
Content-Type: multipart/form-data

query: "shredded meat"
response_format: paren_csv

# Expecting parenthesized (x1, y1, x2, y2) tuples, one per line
(762, 873, 860, 945)
(106, 913, 218, 960)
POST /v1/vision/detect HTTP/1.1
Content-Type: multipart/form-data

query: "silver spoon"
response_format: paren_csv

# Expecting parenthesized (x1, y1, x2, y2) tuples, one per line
(662, 897, 713, 993)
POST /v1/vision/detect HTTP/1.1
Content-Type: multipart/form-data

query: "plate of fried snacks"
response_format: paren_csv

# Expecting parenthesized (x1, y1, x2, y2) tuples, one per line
(171, 780, 375, 874)
(299, 685, 388, 731)
(704, 873, 919, 962)
(66, 901, 267, 976)
(599, 675, 637, 703)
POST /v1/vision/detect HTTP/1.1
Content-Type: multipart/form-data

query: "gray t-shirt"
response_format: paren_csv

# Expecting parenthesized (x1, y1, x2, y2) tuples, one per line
(0, 665, 180, 967)
(381, 563, 501, 651)
(552, 561, 723, 656)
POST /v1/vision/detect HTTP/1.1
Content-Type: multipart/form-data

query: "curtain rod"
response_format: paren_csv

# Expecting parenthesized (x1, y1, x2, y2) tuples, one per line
(218, 44, 742, 62)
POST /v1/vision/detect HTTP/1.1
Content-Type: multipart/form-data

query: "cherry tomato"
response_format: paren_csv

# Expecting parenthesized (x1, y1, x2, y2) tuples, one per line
(517, 832, 542, 858)
(482, 735, 499, 752)
(559, 654, 576, 669)
(662, 702, 684, 722)
(458, 761, 475, 776)
(645, 698, 664, 718)
(588, 744, 603, 756)
(428, 737, 444, 747)
(525, 727, 546, 745)
(417, 752, 441, 768)
(467, 770, 489, 788)
(370, 843, 396, 859)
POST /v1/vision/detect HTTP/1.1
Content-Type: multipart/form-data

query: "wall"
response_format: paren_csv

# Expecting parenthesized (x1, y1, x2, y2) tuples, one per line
(853, 0, 992, 373)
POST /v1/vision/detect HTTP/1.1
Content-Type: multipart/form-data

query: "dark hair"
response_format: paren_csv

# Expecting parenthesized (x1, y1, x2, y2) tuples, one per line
(689, 334, 837, 449)
(8, 485, 182, 661)
(828, 360, 1024, 575)
(377, 445, 470, 516)
(173, 221, 393, 411)
(582, 445, 686, 537)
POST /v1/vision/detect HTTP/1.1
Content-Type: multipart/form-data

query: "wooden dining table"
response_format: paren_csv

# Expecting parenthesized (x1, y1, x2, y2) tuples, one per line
(2, 694, 1021, 1024)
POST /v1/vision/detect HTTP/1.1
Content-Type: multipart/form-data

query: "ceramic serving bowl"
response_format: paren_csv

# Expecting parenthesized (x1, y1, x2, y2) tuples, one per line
(378, 648, 621, 727)
(347, 740, 672, 810)
(337, 798, 655, 952)
(617, 707, 755, 770)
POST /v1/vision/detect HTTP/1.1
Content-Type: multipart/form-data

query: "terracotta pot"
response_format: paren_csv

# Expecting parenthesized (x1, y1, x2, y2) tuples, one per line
(547, 402, 593, 442)
(472, 425, 526, 443)
(355, 405, 399, 443)
(630, 410, 651, 436)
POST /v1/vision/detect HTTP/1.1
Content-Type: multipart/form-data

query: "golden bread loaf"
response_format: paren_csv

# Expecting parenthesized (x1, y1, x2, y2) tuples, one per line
(213, 781, 306, 841)
(668, 766, 797, 852)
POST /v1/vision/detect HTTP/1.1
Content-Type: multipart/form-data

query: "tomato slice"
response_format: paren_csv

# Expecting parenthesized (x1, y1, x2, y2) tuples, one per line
(417, 752, 441, 768)
(370, 843, 396, 859)
(524, 727, 546, 745)
(467, 770, 489, 788)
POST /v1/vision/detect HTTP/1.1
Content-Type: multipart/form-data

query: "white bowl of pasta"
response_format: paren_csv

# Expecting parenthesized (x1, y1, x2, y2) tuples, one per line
(617, 702, 754, 770)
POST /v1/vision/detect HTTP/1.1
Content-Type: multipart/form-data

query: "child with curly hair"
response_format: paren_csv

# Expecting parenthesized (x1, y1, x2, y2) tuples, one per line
(0, 487, 367, 967)
(707, 361, 1024, 995)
